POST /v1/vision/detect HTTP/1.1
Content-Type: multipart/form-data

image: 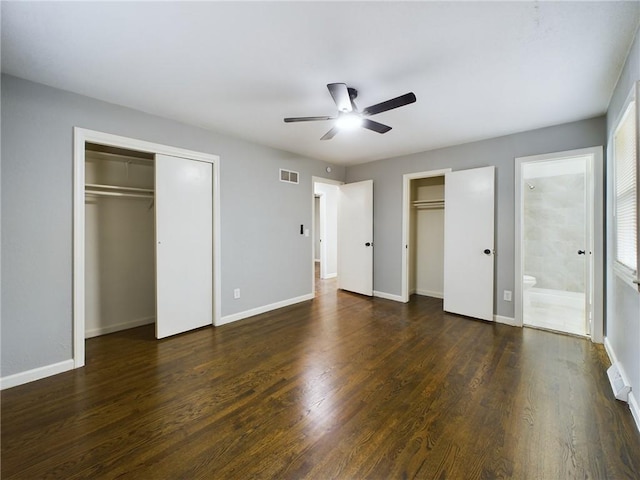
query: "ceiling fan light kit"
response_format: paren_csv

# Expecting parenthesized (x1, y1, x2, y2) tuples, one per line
(335, 114, 363, 130)
(284, 83, 416, 140)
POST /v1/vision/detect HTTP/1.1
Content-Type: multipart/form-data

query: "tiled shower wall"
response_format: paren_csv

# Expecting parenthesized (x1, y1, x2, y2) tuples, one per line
(523, 173, 585, 292)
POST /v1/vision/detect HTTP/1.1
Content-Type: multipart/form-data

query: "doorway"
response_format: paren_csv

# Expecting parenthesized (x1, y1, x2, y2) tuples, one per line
(311, 177, 375, 298)
(73, 128, 221, 368)
(402, 169, 451, 302)
(401, 167, 496, 323)
(515, 147, 604, 341)
(311, 177, 341, 294)
(84, 143, 156, 339)
(408, 175, 446, 299)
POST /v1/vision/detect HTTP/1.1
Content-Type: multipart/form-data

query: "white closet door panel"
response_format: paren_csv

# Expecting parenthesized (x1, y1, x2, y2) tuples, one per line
(443, 166, 495, 321)
(155, 154, 213, 339)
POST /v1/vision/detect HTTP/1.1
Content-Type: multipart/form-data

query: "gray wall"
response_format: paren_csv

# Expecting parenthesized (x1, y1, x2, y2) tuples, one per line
(1, 74, 345, 377)
(345, 116, 606, 319)
(605, 25, 640, 414)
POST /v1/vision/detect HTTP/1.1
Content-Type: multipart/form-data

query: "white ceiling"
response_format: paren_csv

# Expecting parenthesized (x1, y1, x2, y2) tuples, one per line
(2, 1, 639, 166)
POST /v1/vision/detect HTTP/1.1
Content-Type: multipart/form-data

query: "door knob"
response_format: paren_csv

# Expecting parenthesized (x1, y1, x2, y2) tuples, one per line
(483, 249, 492, 255)
(365, 242, 372, 247)
(578, 250, 586, 255)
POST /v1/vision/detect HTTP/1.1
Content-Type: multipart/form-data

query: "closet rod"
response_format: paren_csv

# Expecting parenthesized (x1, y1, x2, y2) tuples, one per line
(85, 183, 154, 193)
(85, 190, 154, 199)
(414, 205, 444, 210)
(413, 200, 445, 210)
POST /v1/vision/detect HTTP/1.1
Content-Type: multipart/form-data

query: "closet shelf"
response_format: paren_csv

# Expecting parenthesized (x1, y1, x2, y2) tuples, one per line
(412, 199, 444, 210)
(85, 183, 154, 199)
(86, 150, 154, 164)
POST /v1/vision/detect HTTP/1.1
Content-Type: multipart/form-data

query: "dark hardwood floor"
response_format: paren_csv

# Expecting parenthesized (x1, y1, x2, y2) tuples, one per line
(2, 275, 640, 479)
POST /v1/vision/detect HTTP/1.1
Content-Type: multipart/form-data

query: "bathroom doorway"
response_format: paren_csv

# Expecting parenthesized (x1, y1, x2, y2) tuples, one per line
(515, 147, 603, 340)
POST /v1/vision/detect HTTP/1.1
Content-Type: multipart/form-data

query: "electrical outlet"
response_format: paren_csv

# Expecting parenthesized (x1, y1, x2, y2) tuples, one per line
(503, 290, 512, 302)
(233, 288, 240, 299)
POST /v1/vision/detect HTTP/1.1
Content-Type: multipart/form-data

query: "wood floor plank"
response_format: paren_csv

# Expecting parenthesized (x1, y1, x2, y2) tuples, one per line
(2, 280, 640, 479)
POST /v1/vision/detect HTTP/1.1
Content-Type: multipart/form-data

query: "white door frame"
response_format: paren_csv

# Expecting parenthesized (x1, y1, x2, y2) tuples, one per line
(401, 168, 451, 302)
(311, 176, 343, 296)
(314, 193, 323, 272)
(515, 146, 603, 342)
(73, 127, 221, 367)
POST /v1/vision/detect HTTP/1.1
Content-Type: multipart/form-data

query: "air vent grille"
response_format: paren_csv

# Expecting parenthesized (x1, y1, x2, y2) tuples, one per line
(280, 169, 299, 184)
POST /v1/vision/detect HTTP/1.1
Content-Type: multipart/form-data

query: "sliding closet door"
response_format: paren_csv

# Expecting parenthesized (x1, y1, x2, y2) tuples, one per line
(155, 154, 213, 339)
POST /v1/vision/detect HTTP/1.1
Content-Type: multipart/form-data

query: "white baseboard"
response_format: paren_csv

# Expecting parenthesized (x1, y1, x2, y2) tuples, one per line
(85, 316, 155, 338)
(218, 293, 314, 326)
(494, 315, 520, 327)
(629, 392, 640, 434)
(604, 336, 617, 364)
(373, 291, 404, 302)
(1, 359, 75, 390)
(604, 338, 631, 392)
(414, 289, 444, 299)
(322, 273, 337, 279)
(604, 337, 639, 433)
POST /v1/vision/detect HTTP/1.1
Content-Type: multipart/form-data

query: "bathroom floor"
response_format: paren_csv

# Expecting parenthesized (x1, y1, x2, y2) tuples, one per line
(523, 289, 587, 337)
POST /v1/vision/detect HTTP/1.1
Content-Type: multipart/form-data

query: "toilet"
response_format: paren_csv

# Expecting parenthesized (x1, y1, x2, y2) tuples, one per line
(523, 275, 537, 306)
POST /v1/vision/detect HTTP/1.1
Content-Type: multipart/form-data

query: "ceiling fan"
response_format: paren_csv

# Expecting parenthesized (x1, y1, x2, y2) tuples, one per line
(284, 83, 417, 140)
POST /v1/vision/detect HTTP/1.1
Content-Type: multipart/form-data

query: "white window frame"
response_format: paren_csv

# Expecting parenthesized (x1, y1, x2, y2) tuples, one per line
(610, 82, 640, 290)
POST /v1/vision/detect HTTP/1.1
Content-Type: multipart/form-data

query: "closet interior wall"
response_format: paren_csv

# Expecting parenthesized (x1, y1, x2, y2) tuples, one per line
(409, 176, 445, 299)
(84, 144, 156, 338)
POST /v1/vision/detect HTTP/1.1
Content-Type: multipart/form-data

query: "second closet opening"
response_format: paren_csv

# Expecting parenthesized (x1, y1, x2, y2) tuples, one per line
(409, 175, 446, 300)
(85, 143, 156, 338)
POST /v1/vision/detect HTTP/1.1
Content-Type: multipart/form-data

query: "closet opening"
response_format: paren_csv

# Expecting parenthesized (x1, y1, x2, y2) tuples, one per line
(402, 166, 497, 324)
(84, 142, 156, 339)
(408, 175, 446, 300)
(74, 128, 221, 369)
(401, 169, 451, 303)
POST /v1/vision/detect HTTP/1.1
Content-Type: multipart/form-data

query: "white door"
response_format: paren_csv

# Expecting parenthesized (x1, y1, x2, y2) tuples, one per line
(338, 180, 373, 296)
(443, 166, 495, 320)
(155, 154, 213, 339)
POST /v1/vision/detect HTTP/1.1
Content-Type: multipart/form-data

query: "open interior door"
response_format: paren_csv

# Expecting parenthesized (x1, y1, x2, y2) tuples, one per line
(338, 180, 373, 296)
(155, 154, 213, 338)
(443, 166, 495, 320)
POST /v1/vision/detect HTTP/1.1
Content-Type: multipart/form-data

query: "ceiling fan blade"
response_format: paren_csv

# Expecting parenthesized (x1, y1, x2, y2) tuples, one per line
(327, 83, 353, 113)
(362, 92, 416, 116)
(362, 119, 392, 134)
(284, 116, 334, 123)
(320, 126, 339, 140)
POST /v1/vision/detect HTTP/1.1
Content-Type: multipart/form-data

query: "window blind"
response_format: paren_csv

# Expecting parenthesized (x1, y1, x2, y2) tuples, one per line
(613, 100, 638, 274)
